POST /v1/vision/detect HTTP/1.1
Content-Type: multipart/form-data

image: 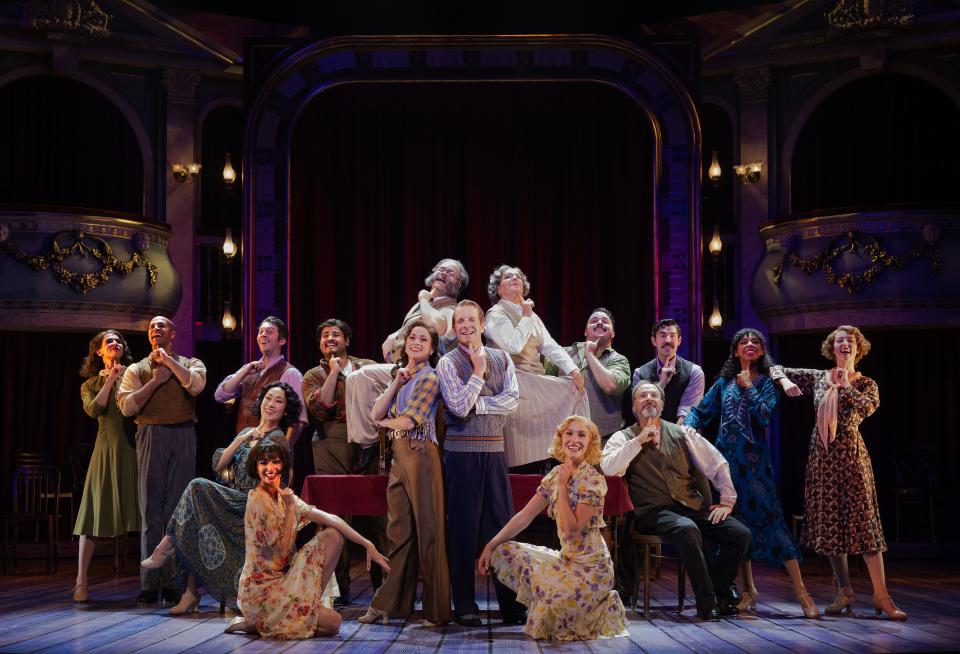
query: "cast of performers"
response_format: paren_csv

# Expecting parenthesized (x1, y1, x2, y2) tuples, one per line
(118, 316, 206, 606)
(236, 438, 390, 639)
(685, 328, 817, 618)
(479, 416, 628, 640)
(358, 321, 451, 626)
(772, 326, 906, 620)
(74, 330, 140, 603)
(140, 382, 301, 614)
(483, 265, 589, 470)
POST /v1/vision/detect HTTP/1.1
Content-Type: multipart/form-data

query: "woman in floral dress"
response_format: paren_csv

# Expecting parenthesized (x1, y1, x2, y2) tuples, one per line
(237, 437, 390, 639)
(141, 381, 300, 614)
(686, 328, 817, 618)
(773, 325, 906, 620)
(479, 416, 628, 641)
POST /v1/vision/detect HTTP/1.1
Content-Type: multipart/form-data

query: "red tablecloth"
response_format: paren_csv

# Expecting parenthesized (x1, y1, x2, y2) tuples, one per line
(301, 473, 634, 517)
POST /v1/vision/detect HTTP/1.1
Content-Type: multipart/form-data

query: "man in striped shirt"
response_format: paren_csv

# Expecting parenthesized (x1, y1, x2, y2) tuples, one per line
(436, 300, 526, 627)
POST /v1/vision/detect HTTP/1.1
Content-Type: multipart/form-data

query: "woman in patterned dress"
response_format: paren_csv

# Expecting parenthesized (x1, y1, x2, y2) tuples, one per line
(773, 325, 906, 620)
(686, 328, 817, 618)
(235, 438, 390, 639)
(140, 381, 300, 614)
(358, 321, 451, 627)
(478, 416, 628, 641)
(74, 330, 140, 603)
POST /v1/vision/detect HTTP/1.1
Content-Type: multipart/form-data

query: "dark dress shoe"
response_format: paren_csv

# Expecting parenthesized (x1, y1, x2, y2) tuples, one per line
(160, 588, 182, 605)
(333, 595, 350, 608)
(454, 613, 483, 627)
(136, 590, 159, 606)
(719, 601, 740, 617)
(501, 611, 527, 626)
(697, 606, 721, 622)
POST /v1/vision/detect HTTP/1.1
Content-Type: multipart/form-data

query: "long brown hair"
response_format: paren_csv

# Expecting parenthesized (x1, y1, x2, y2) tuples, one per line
(79, 330, 133, 378)
(393, 320, 439, 374)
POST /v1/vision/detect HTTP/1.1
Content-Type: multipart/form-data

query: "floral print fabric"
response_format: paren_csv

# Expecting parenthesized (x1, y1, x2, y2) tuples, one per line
(490, 464, 628, 641)
(237, 487, 331, 639)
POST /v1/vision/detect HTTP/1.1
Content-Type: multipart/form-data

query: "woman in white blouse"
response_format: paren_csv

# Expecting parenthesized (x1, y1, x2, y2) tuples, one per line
(484, 265, 589, 470)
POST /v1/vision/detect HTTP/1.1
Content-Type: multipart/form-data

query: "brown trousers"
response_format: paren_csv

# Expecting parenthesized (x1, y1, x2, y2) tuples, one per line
(370, 438, 450, 623)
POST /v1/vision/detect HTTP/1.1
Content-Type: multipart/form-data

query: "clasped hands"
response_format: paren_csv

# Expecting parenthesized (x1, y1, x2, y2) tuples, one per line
(149, 348, 173, 383)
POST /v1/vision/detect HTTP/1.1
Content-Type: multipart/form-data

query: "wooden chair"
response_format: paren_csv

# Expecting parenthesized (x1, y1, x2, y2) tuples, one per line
(630, 469, 712, 618)
(1, 465, 61, 574)
(893, 444, 939, 542)
(18, 451, 74, 540)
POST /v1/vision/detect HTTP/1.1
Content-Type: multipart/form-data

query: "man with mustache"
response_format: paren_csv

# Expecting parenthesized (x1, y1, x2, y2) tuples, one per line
(214, 316, 307, 443)
(601, 382, 750, 621)
(436, 300, 526, 627)
(631, 319, 704, 425)
(544, 307, 630, 441)
(346, 258, 468, 450)
(118, 316, 206, 606)
(301, 318, 384, 606)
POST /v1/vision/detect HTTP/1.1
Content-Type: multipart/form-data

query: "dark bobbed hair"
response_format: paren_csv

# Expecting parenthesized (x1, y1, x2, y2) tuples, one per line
(394, 319, 440, 374)
(250, 381, 302, 431)
(260, 316, 288, 341)
(650, 318, 681, 338)
(590, 307, 616, 329)
(424, 259, 469, 299)
(79, 330, 133, 378)
(718, 327, 776, 381)
(316, 318, 352, 344)
(487, 264, 531, 305)
(245, 437, 292, 484)
(821, 325, 871, 365)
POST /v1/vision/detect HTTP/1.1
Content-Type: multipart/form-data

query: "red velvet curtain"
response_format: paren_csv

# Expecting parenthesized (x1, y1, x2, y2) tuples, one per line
(289, 82, 656, 374)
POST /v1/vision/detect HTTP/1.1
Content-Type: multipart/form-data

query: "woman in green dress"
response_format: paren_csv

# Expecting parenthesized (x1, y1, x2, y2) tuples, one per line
(75, 330, 141, 602)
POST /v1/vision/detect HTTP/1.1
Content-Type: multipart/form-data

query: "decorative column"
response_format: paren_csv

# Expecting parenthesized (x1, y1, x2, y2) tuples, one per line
(162, 67, 200, 355)
(734, 66, 771, 331)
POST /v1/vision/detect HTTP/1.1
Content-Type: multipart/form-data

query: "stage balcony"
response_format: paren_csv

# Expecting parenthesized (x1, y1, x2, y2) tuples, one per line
(0, 207, 181, 332)
(750, 208, 959, 334)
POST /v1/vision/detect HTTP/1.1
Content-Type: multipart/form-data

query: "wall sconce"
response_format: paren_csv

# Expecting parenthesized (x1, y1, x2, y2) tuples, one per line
(733, 161, 763, 183)
(221, 301, 237, 331)
(222, 228, 237, 259)
(172, 162, 201, 183)
(707, 150, 722, 184)
(708, 225, 723, 256)
(708, 299, 723, 333)
(222, 153, 237, 188)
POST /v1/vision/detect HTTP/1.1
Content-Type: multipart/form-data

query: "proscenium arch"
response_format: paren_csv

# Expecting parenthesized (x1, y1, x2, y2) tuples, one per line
(0, 66, 155, 219)
(780, 63, 960, 216)
(243, 35, 702, 361)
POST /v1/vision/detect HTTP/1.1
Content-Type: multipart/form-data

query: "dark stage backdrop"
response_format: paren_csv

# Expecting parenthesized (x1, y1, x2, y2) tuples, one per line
(773, 329, 959, 544)
(289, 82, 656, 381)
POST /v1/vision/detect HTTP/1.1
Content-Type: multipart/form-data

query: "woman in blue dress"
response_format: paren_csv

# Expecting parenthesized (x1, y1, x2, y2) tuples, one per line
(686, 328, 817, 619)
(141, 381, 301, 614)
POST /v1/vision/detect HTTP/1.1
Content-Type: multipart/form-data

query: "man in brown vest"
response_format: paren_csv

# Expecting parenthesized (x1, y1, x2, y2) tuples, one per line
(118, 316, 206, 606)
(601, 382, 750, 621)
(214, 316, 307, 444)
(302, 318, 383, 606)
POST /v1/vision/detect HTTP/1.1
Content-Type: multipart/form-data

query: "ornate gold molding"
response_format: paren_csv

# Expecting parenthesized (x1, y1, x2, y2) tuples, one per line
(0, 228, 158, 294)
(772, 228, 941, 293)
(22, 0, 111, 38)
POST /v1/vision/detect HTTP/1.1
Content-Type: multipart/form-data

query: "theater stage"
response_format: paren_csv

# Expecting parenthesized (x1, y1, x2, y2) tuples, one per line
(0, 549, 957, 653)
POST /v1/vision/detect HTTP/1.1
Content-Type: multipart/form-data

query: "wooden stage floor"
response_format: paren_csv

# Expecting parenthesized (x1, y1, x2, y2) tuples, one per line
(1, 553, 958, 653)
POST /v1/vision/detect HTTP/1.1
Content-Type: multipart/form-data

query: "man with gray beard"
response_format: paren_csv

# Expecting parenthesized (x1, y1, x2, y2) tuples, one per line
(601, 382, 750, 621)
(346, 258, 468, 449)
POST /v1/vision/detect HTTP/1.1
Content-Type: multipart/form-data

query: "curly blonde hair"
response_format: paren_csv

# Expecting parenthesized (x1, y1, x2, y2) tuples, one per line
(548, 415, 601, 465)
(821, 325, 871, 365)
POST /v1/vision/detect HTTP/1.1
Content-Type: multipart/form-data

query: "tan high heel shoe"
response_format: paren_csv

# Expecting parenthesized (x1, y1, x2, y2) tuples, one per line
(169, 588, 200, 615)
(73, 583, 88, 603)
(797, 591, 820, 619)
(872, 595, 907, 621)
(737, 590, 758, 613)
(357, 606, 389, 625)
(141, 541, 175, 570)
(825, 587, 855, 616)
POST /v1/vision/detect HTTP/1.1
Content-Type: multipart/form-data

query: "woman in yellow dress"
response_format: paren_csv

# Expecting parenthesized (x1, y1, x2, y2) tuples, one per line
(479, 416, 628, 641)
(236, 438, 390, 639)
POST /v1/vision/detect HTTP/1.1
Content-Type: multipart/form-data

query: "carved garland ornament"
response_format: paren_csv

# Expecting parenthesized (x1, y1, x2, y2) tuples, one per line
(772, 226, 941, 294)
(0, 228, 158, 294)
